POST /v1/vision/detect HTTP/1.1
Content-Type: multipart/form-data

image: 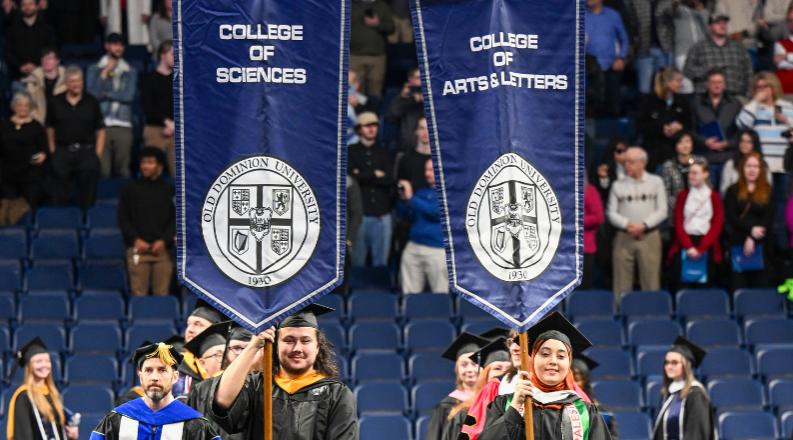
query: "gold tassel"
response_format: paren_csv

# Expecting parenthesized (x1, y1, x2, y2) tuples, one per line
(145, 343, 178, 366)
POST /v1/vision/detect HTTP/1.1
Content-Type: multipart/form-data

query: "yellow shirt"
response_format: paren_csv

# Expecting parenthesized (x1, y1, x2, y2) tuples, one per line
(274, 370, 327, 394)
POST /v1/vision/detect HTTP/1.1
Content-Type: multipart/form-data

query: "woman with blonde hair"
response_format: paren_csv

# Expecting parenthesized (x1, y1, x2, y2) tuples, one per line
(736, 72, 793, 173)
(6, 337, 78, 440)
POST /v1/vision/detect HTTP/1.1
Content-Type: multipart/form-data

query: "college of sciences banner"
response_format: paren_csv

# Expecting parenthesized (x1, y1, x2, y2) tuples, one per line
(411, 0, 584, 332)
(174, 0, 349, 332)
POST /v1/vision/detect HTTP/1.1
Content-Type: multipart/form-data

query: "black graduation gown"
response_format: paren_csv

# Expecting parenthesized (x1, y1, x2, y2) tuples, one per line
(595, 402, 620, 440)
(185, 375, 244, 440)
(8, 387, 67, 440)
(114, 387, 144, 407)
(443, 408, 467, 440)
(651, 386, 716, 440)
(479, 394, 612, 440)
(426, 396, 462, 440)
(88, 398, 220, 440)
(207, 371, 358, 440)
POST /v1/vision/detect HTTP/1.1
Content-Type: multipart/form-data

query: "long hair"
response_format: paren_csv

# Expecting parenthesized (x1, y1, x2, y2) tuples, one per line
(736, 151, 771, 205)
(654, 66, 681, 99)
(272, 328, 340, 380)
(448, 363, 497, 420)
(572, 365, 597, 405)
(750, 72, 784, 102)
(24, 360, 65, 424)
(661, 356, 695, 399)
(504, 329, 520, 382)
(733, 129, 763, 170)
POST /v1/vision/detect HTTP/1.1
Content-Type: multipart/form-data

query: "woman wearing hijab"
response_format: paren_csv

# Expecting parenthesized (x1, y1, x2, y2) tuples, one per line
(572, 354, 620, 440)
(425, 332, 491, 440)
(479, 312, 611, 440)
(652, 336, 716, 440)
(6, 337, 78, 440)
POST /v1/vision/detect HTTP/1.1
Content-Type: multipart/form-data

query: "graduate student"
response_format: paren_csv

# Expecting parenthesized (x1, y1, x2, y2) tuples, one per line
(210, 304, 358, 440)
(177, 298, 228, 395)
(425, 332, 491, 440)
(651, 336, 716, 440)
(6, 337, 78, 440)
(89, 342, 220, 440)
(572, 353, 620, 440)
(478, 312, 611, 440)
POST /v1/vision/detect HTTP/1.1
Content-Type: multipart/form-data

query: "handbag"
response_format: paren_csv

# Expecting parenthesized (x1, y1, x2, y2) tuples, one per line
(731, 245, 764, 272)
(681, 251, 708, 283)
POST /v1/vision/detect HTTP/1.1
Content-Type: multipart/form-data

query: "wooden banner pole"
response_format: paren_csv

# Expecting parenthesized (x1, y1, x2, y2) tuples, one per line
(519, 332, 535, 440)
(263, 342, 273, 440)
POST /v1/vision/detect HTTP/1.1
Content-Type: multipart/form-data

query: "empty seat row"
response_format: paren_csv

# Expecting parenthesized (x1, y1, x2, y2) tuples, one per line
(1, 205, 121, 232)
(0, 228, 124, 260)
(0, 260, 127, 292)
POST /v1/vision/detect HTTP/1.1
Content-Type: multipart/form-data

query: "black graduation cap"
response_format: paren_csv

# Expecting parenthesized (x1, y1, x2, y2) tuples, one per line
(571, 352, 600, 374)
(183, 321, 230, 358)
(163, 334, 186, 353)
(278, 303, 334, 329)
(133, 342, 184, 369)
(129, 340, 154, 365)
(229, 321, 253, 342)
(669, 336, 707, 368)
(480, 327, 510, 341)
(7, 337, 48, 380)
(190, 298, 227, 325)
(468, 337, 510, 367)
(529, 311, 593, 356)
(441, 332, 490, 362)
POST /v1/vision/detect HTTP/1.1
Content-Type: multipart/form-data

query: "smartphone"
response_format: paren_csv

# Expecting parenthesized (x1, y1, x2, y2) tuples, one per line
(409, 85, 422, 94)
(776, 105, 783, 114)
(31, 153, 43, 161)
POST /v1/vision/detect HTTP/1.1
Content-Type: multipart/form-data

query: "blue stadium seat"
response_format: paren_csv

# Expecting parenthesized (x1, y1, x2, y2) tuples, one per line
(128, 296, 180, 322)
(359, 415, 412, 440)
(1, 388, 16, 419)
(74, 295, 126, 322)
(402, 293, 453, 321)
(645, 380, 664, 412)
(565, 290, 615, 319)
(126, 323, 178, 351)
(182, 295, 198, 319)
(676, 289, 730, 319)
(0, 293, 16, 322)
(620, 291, 673, 318)
(354, 383, 409, 415)
(415, 415, 431, 440)
(460, 319, 502, 335)
(757, 347, 793, 379)
(457, 296, 494, 320)
(62, 385, 115, 416)
(592, 380, 642, 410)
(65, 355, 118, 385)
(349, 322, 401, 352)
(718, 411, 778, 440)
(744, 318, 793, 347)
(410, 353, 453, 382)
(25, 260, 74, 290)
(0, 260, 22, 291)
(613, 412, 652, 440)
(733, 289, 786, 318)
(14, 324, 66, 352)
(405, 321, 456, 353)
(628, 319, 683, 346)
(781, 411, 793, 440)
(30, 229, 80, 259)
(315, 294, 345, 321)
(0, 228, 27, 259)
(337, 356, 349, 382)
(79, 416, 105, 440)
(585, 348, 633, 379)
(412, 382, 456, 416)
(635, 347, 668, 377)
(35, 207, 83, 230)
(86, 206, 119, 229)
(575, 319, 624, 348)
(82, 232, 126, 260)
(686, 319, 742, 348)
(348, 292, 398, 321)
(70, 323, 122, 354)
(79, 261, 127, 291)
(19, 295, 70, 323)
(699, 348, 754, 379)
(319, 323, 346, 353)
(769, 379, 793, 412)
(97, 178, 131, 200)
(0, 326, 10, 354)
(352, 352, 405, 384)
(7, 351, 62, 386)
(349, 266, 392, 291)
(708, 379, 766, 412)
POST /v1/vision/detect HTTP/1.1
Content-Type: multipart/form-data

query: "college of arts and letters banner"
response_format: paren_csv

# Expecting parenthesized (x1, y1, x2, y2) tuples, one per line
(174, 0, 349, 333)
(411, 0, 584, 332)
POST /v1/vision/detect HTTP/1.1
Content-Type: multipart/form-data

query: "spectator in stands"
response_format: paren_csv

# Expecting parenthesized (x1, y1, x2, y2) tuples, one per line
(607, 147, 667, 302)
(0, 90, 47, 212)
(758, 0, 791, 62)
(118, 147, 175, 297)
(348, 112, 393, 267)
(774, 8, 793, 97)
(396, 116, 432, 192)
(684, 13, 754, 97)
(593, 135, 629, 202)
(398, 158, 447, 294)
(583, 171, 604, 290)
(653, 337, 714, 440)
(585, 50, 606, 118)
(668, 159, 724, 290)
(23, 48, 65, 125)
(46, 65, 105, 210)
(87, 32, 138, 179)
(141, 40, 176, 178)
(625, 0, 674, 95)
(662, 131, 705, 222)
(349, 69, 379, 115)
(387, 0, 413, 43)
(669, 0, 711, 95)
(724, 151, 776, 288)
(349, 0, 395, 98)
(387, 66, 425, 152)
(3, 0, 57, 81)
(735, 71, 793, 172)
(572, 354, 620, 440)
(636, 66, 694, 171)
(149, 0, 173, 58)
(585, 0, 629, 117)
(6, 337, 79, 440)
(715, 0, 761, 50)
(48, 0, 96, 45)
(100, 0, 151, 47)
(719, 129, 772, 195)
(691, 68, 742, 187)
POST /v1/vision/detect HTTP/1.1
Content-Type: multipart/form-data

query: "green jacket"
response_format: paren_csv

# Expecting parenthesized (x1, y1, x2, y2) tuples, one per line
(350, 0, 395, 56)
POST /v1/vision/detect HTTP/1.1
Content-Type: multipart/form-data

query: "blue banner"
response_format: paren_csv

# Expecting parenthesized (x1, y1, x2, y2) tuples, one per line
(411, 0, 584, 332)
(174, 0, 349, 333)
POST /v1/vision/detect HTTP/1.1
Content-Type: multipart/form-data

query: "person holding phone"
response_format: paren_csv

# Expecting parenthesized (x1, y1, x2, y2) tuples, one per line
(349, 0, 395, 99)
(736, 72, 793, 173)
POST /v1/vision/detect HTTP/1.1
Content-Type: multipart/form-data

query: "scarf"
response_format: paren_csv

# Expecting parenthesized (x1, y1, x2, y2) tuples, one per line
(274, 370, 326, 394)
(529, 340, 577, 409)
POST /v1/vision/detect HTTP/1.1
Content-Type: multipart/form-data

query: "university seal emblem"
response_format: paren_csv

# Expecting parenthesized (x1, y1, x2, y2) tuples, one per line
(202, 155, 320, 287)
(465, 153, 562, 282)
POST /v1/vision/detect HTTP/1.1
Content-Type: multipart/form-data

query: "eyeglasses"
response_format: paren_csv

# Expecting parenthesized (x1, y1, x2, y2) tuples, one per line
(506, 338, 519, 347)
(664, 360, 681, 366)
(202, 353, 224, 363)
(228, 345, 246, 355)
